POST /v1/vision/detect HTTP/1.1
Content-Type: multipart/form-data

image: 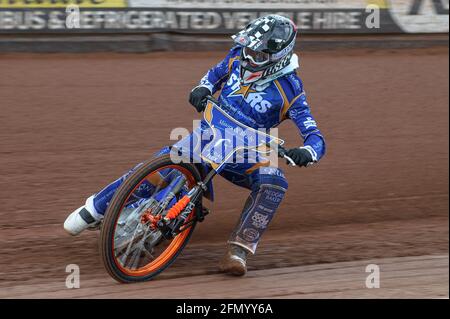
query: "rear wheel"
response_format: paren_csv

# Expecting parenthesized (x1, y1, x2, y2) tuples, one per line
(100, 154, 201, 283)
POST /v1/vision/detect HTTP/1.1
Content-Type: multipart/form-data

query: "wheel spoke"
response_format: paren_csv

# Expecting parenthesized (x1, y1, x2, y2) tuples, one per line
(126, 244, 144, 270)
(119, 225, 142, 263)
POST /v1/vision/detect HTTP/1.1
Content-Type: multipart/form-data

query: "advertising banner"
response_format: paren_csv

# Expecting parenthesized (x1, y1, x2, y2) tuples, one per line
(0, 0, 448, 33)
(0, 0, 127, 8)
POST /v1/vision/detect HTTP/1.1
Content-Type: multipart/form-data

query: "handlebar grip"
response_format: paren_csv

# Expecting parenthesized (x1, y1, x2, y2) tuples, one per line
(277, 144, 288, 158)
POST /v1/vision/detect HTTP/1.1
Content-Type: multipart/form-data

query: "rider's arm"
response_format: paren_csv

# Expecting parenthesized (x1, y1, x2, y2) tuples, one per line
(196, 46, 241, 94)
(287, 93, 326, 164)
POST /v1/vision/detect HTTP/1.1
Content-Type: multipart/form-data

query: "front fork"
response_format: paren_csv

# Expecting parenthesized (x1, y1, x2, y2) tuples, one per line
(157, 182, 210, 239)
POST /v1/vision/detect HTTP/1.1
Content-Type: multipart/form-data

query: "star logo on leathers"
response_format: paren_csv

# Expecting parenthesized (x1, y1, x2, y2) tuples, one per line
(228, 84, 257, 99)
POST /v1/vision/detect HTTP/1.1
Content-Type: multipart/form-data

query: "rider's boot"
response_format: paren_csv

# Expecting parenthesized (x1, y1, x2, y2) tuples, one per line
(64, 195, 102, 236)
(63, 163, 151, 236)
(219, 244, 249, 276)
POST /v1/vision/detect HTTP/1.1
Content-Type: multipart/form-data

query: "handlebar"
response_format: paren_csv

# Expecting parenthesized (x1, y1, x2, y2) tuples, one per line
(202, 95, 297, 167)
(202, 95, 220, 109)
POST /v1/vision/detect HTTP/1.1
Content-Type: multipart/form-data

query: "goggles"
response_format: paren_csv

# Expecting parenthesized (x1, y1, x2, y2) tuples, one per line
(242, 47, 270, 65)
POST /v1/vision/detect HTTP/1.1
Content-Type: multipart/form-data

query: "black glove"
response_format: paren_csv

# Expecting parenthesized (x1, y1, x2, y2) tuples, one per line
(189, 86, 211, 113)
(285, 148, 313, 167)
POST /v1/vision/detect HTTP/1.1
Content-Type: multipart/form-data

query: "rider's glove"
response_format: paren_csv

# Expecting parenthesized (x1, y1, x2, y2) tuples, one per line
(189, 86, 211, 113)
(285, 148, 314, 167)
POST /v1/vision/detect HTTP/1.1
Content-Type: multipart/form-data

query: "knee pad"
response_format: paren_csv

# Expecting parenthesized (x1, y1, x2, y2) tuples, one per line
(249, 166, 288, 192)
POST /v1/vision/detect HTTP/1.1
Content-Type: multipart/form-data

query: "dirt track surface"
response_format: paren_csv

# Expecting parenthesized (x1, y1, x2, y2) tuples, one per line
(0, 46, 448, 298)
(2, 255, 447, 299)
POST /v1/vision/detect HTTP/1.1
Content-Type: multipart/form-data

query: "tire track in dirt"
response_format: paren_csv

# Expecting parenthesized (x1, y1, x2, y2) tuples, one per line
(2, 255, 447, 299)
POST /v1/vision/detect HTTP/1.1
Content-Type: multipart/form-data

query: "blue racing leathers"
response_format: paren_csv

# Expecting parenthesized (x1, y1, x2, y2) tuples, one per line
(88, 46, 326, 254)
(194, 46, 326, 253)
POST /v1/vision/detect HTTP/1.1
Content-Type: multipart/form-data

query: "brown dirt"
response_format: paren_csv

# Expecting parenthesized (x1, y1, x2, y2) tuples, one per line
(0, 46, 448, 298)
(2, 255, 448, 299)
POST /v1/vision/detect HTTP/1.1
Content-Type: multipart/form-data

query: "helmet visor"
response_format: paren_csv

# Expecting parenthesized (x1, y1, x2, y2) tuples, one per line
(243, 47, 270, 66)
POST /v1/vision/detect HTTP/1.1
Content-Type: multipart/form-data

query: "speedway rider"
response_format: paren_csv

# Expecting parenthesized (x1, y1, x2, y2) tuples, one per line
(64, 15, 326, 276)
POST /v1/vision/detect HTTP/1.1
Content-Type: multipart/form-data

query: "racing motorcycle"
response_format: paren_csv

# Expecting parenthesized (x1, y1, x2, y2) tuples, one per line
(99, 96, 297, 283)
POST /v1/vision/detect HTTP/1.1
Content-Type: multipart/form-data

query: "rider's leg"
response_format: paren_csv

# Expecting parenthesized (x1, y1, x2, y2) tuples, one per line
(229, 166, 288, 253)
(64, 147, 172, 236)
(218, 165, 288, 275)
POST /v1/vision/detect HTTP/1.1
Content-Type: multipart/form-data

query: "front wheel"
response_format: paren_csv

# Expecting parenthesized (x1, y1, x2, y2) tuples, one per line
(100, 154, 202, 283)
